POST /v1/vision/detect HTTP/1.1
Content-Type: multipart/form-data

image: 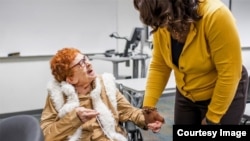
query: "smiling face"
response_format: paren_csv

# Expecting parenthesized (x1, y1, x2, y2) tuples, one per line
(67, 53, 97, 87)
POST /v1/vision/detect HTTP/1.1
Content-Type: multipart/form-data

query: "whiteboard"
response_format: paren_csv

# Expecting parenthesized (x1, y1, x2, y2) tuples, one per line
(0, 0, 118, 56)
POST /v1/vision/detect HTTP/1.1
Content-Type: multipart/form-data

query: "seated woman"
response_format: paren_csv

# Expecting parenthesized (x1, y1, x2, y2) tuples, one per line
(40, 47, 164, 141)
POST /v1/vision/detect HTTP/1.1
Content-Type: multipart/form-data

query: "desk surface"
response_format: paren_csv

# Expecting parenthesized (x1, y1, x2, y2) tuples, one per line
(90, 55, 151, 79)
(90, 55, 130, 62)
(90, 54, 150, 62)
(115, 75, 176, 94)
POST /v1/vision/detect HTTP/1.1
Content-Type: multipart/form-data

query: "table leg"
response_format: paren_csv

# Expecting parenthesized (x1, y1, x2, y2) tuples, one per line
(140, 59, 146, 78)
(113, 62, 119, 79)
(133, 60, 139, 78)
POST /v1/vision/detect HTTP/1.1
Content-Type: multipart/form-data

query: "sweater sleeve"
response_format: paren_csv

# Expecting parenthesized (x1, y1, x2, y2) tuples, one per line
(204, 6, 242, 123)
(143, 29, 173, 107)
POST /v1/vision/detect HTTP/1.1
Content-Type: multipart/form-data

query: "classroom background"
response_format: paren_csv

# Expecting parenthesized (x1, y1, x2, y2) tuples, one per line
(0, 0, 249, 121)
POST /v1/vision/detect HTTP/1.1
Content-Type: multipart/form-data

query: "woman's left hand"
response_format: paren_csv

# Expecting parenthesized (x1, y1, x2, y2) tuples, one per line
(201, 117, 207, 125)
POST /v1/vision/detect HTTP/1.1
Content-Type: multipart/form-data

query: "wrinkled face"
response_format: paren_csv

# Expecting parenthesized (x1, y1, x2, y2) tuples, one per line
(67, 53, 96, 86)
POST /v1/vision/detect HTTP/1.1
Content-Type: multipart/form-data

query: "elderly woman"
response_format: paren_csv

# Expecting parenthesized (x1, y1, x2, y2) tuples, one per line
(40, 47, 164, 141)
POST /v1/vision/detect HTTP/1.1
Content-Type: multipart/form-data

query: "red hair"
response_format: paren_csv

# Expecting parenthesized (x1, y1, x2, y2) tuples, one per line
(50, 47, 81, 82)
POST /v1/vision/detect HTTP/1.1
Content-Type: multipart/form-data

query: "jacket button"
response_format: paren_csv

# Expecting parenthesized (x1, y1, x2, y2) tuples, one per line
(180, 67, 184, 70)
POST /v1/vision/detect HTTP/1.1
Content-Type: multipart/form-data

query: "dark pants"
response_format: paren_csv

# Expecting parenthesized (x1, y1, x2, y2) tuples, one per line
(174, 66, 249, 125)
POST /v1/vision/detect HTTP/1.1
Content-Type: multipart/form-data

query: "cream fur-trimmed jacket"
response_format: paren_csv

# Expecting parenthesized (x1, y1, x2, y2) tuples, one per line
(40, 73, 146, 141)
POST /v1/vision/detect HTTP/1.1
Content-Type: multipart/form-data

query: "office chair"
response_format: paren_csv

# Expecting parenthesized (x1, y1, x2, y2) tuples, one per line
(241, 76, 250, 125)
(0, 115, 44, 141)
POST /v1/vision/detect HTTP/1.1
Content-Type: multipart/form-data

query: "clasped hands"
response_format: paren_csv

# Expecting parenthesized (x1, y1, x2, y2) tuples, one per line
(142, 106, 165, 133)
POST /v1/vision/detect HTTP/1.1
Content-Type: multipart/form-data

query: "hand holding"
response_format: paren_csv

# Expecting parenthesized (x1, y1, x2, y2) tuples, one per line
(142, 106, 165, 124)
(75, 107, 99, 123)
(147, 120, 163, 133)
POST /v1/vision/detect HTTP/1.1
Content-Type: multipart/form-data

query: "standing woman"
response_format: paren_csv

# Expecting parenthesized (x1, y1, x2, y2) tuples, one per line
(134, 0, 248, 125)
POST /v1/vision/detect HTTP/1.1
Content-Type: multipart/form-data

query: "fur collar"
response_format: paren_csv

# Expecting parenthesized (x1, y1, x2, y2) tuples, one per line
(47, 73, 127, 141)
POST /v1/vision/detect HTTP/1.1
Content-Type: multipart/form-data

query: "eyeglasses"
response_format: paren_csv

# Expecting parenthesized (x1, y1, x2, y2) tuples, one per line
(70, 55, 89, 69)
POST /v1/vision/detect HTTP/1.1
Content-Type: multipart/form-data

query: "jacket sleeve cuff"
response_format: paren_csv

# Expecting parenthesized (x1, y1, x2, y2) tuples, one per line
(68, 110, 82, 128)
(206, 110, 222, 124)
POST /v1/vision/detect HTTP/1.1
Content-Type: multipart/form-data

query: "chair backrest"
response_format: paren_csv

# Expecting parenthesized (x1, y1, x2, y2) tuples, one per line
(0, 115, 44, 141)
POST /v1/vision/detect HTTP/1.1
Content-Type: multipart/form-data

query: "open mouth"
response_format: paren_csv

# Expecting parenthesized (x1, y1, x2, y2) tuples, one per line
(87, 69, 93, 74)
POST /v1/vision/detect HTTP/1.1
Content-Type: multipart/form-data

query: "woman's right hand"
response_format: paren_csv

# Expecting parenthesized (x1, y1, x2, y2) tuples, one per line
(142, 106, 165, 124)
(75, 107, 99, 123)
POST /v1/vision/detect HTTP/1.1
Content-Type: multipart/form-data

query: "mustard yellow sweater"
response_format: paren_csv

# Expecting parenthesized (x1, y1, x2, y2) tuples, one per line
(143, 0, 242, 124)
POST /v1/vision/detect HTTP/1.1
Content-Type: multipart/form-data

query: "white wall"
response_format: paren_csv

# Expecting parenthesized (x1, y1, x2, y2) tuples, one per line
(242, 49, 250, 71)
(0, 57, 51, 114)
(0, 57, 134, 114)
(230, 0, 250, 47)
(0, 0, 250, 114)
(0, 0, 119, 56)
(0, 0, 142, 114)
(221, 0, 250, 47)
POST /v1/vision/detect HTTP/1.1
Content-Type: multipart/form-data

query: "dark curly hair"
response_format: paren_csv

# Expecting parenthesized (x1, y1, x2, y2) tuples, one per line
(50, 47, 81, 82)
(134, 0, 202, 42)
